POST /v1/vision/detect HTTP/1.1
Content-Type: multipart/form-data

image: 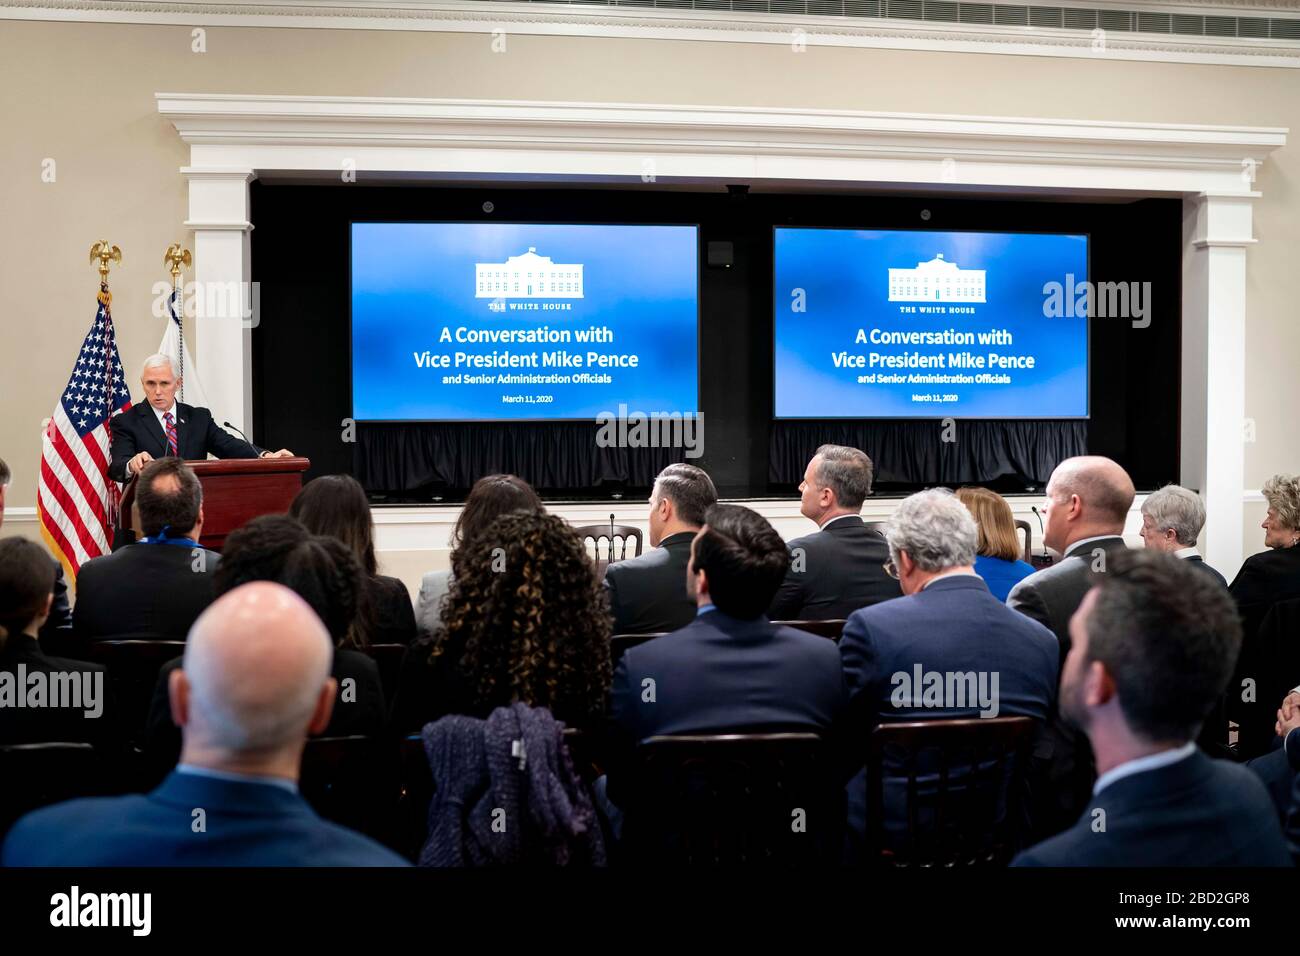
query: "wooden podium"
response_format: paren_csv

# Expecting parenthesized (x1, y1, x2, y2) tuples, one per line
(118, 457, 311, 551)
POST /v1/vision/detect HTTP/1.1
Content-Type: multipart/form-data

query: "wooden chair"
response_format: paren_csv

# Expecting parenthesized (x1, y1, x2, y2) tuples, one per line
(0, 742, 104, 839)
(775, 619, 846, 640)
(300, 735, 388, 838)
(362, 643, 407, 705)
(1014, 519, 1033, 564)
(574, 524, 643, 564)
(620, 732, 841, 865)
(865, 716, 1036, 867)
(610, 632, 667, 664)
(85, 640, 186, 745)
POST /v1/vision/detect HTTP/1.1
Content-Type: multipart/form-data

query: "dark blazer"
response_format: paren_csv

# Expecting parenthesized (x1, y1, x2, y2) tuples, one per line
(1014, 749, 1290, 866)
(1228, 547, 1300, 757)
(1, 770, 409, 866)
(108, 400, 260, 483)
(367, 574, 417, 646)
(36, 565, 72, 645)
(72, 542, 221, 641)
(603, 531, 696, 635)
(1230, 543, 1300, 610)
(1007, 535, 1129, 837)
(145, 649, 386, 771)
(0, 635, 116, 748)
(1183, 554, 1228, 589)
(839, 575, 1059, 839)
(768, 516, 901, 621)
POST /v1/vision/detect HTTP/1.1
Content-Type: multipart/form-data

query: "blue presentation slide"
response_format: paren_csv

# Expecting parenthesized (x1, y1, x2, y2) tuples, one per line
(773, 228, 1089, 419)
(351, 222, 699, 420)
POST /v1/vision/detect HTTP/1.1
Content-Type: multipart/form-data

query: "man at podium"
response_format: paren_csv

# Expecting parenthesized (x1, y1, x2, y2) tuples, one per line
(109, 354, 293, 483)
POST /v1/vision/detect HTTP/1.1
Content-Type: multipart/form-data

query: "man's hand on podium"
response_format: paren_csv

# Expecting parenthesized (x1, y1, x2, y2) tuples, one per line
(259, 448, 294, 459)
(128, 451, 155, 477)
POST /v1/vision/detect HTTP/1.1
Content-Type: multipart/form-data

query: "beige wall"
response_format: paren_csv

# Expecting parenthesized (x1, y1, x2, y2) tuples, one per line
(1, 20, 1297, 570)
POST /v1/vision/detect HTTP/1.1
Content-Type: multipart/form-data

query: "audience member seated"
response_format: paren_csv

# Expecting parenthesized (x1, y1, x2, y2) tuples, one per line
(72, 458, 220, 643)
(146, 516, 387, 767)
(0, 539, 115, 748)
(2, 582, 408, 866)
(1007, 455, 1134, 838)
(0, 455, 70, 640)
(1230, 474, 1300, 608)
(839, 488, 1058, 851)
(1013, 551, 1289, 866)
(956, 485, 1036, 601)
(393, 510, 611, 734)
(607, 503, 845, 808)
(604, 463, 717, 634)
(1138, 484, 1226, 587)
(415, 474, 542, 637)
(290, 474, 416, 646)
(768, 444, 900, 620)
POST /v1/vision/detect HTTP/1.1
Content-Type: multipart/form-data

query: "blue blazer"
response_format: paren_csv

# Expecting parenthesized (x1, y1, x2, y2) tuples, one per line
(1, 770, 410, 867)
(610, 609, 846, 742)
(973, 554, 1036, 603)
(839, 575, 1059, 839)
(1014, 749, 1290, 866)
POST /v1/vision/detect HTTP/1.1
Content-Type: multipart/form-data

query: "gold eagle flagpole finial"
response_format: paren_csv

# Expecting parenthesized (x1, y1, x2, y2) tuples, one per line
(89, 240, 121, 306)
(162, 244, 192, 400)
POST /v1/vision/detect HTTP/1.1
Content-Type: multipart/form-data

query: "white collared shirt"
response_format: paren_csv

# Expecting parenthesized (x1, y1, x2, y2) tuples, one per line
(1092, 741, 1196, 796)
(1064, 534, 1122, 558)
(819, 513, 860, 532)
(151, 400, 179, 435)
(1175, 547, 1201, 560)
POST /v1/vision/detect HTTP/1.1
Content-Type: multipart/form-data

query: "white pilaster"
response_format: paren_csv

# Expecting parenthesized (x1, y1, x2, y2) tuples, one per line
(183, 168, 255, 435)
(1181, 192, 1255, 578)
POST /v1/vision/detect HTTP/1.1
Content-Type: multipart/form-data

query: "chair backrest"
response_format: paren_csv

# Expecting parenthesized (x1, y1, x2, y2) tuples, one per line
(363, 643, 407, 705)
(774, 619, 846, 640)
(1014, 519, 1033, 564)
(0, 742, 103, 839)
(866, 716, 1036, 867)
(300, 735, 386, 837)
(574, 524, 644, 563)
(85, 640, 187, 745)
(609, 632, 668, 664)
(621, 731, 840, 865)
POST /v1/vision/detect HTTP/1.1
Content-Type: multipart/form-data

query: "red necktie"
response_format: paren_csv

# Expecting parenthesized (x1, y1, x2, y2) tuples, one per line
(163, 411, 179, 457)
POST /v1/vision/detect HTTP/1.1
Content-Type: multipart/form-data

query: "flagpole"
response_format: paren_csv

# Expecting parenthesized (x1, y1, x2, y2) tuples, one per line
(163, 244, 192, 403)
(87, 240, 123, 529)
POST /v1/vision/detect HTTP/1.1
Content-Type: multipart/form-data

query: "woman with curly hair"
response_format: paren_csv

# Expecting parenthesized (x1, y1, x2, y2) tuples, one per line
(1230, 473, 1300, 608)
(392, 510, 611, 733)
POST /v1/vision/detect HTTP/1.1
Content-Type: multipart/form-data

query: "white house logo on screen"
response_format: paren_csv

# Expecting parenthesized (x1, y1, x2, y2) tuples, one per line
(475, 247, 584, 299)
(887, 254, 986, 303)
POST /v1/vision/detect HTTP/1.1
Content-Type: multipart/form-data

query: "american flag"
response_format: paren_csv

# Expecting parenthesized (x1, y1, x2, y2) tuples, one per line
(37, 284, 131, 579)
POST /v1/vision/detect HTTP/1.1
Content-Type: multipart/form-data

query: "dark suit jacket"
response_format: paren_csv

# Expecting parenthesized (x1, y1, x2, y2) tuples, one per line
(367, 574, 417, 646)
(145, 649, 386, 773)
(603, 531, 696, 635)
(1014, 749, 1290, 866)
(1184, 554, 1228, 589)
(1230, 543, 1300, 610)
(0, 635, 116, 748)
(839, 575, 1059, 839)
(1228, 547, 1300, 757)
(72, 542, 220, 641)
(1, 770, 408, 866)
(1007, 535, 1129, 837)
(108, 400, 260, 483)
(606, 609, 847, 806)
(768, 516, 901, 621)
(36, 565, 72, 645)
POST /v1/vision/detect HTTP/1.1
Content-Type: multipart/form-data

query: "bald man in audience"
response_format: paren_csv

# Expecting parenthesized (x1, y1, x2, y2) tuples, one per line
(1007, 455, 1135, 840)
(2, 582, 408, 866)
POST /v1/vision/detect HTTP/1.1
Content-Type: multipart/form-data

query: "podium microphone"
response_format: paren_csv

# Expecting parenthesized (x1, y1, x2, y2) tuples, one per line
(222, 420, 260, 456)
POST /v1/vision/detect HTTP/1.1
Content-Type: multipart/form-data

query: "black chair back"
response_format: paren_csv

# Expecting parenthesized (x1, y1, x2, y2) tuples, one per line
(575, 524, 644, 564)
(621, 731, 840, 865)
(86, 640, 186, 745)
(866, 716, 1036, 867)
(0, 742, 103, 839)
(363, 643, 407, 705)
(300, 735, 387, 837)
(1014, 519, 1033, 563)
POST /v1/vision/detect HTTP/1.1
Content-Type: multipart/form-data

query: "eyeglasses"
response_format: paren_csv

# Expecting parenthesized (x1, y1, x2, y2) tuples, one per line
(883, 560, 898, 580)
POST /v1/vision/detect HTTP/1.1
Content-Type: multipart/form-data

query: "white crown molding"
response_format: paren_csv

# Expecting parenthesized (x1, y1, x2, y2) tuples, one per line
(155, 93, 1287, 196)
(4, 0, 1300, 67)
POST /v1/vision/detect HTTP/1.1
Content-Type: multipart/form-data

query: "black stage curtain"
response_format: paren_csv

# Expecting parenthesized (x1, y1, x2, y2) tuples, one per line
(769, 420, 1087, 487)
(355, 422, 684, 494)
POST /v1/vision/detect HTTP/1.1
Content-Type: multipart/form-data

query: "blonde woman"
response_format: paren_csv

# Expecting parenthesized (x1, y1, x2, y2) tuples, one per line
(1230, 473, 1300, 608)
(955, 486, 1035, 602)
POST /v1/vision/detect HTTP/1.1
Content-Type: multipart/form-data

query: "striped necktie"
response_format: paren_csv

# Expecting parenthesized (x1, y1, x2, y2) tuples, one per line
(163, 410, 179, 457)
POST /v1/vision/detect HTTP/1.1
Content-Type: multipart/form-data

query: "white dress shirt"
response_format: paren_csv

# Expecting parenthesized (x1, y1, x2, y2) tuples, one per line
(1092, 741, 1196, 796)
(818, 513, 861, 532)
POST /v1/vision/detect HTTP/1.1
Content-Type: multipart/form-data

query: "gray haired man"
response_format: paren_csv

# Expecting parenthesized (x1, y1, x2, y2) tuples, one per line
(1139, 484, 1227, 588)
